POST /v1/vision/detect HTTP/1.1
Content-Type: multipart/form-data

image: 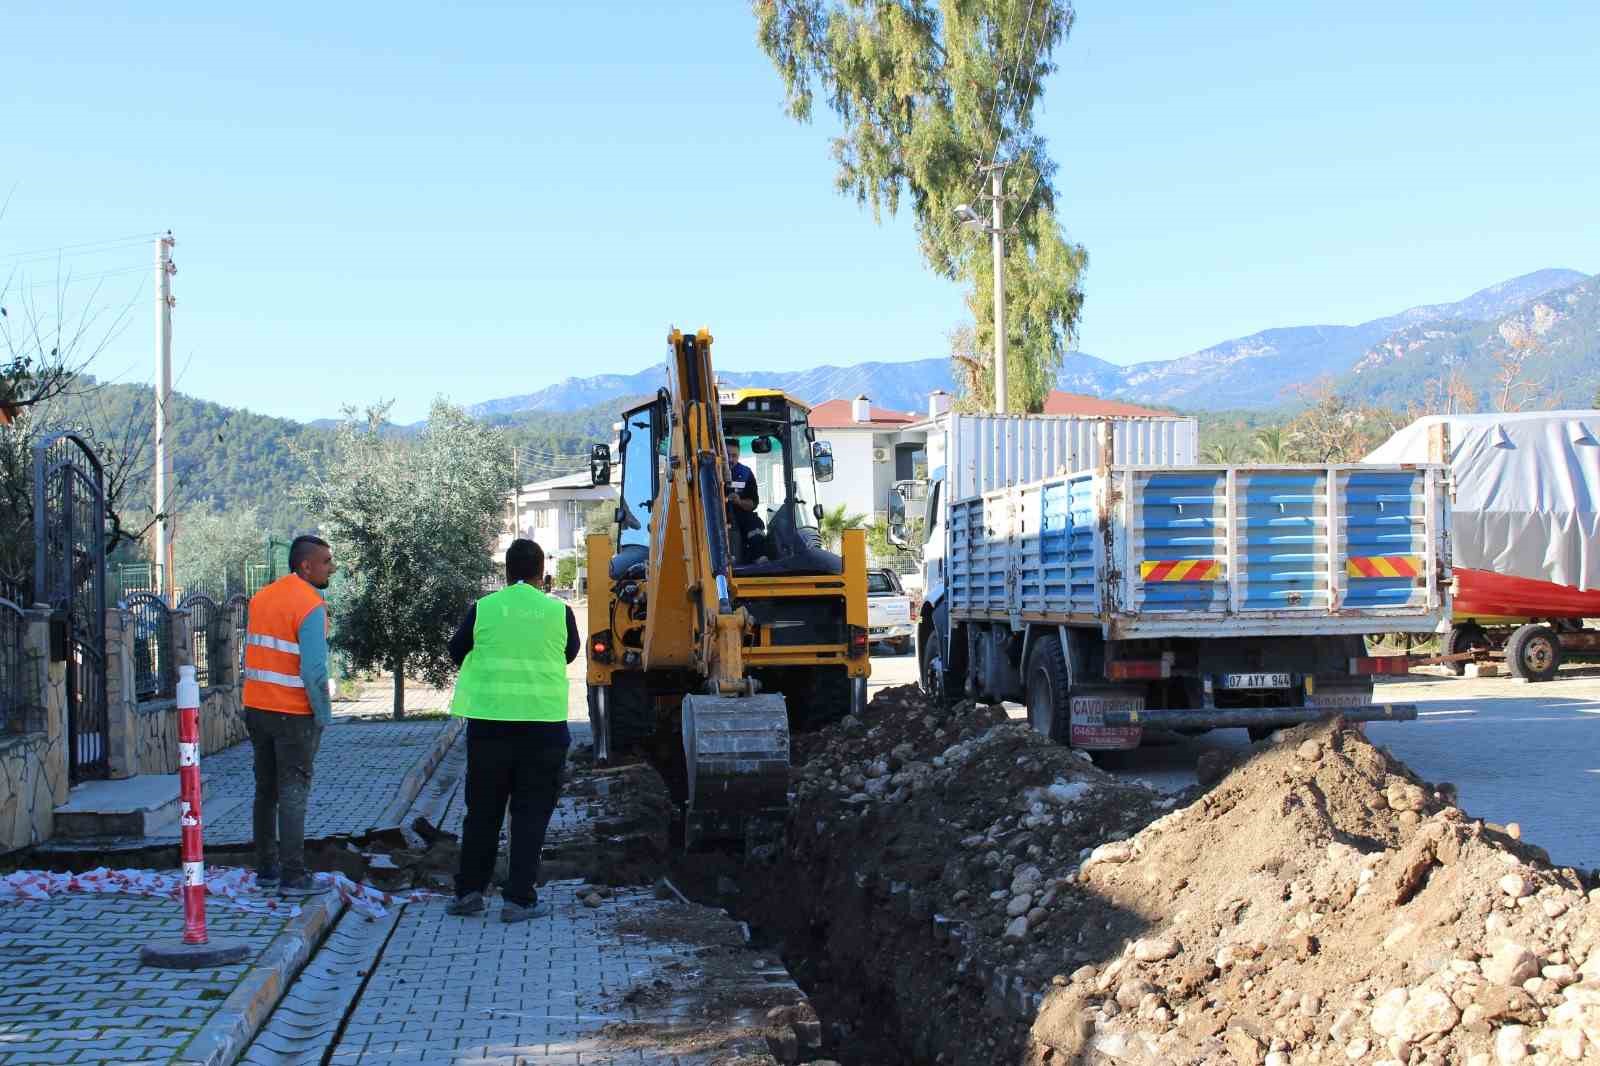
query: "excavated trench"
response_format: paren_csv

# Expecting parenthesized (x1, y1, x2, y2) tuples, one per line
(654, 684, 1180, 1066)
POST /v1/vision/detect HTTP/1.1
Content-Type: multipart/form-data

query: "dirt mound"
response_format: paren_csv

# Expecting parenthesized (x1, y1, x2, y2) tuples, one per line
(1028, 721, 1600, 1065)
(738, 683, 1599, 1066)
(742, 684, 1176, 1063)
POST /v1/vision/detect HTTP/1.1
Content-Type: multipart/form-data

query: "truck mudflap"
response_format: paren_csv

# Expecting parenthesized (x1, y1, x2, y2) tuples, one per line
(1096, 703, 1418, 729)
(1069, 686, 1144, 751)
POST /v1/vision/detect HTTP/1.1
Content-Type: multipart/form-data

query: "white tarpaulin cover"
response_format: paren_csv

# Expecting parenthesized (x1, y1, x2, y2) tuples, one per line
(1367, 412, 1600, 592)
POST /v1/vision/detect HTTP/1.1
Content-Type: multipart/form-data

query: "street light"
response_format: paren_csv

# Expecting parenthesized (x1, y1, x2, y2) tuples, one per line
(956, 162, 1009, 414)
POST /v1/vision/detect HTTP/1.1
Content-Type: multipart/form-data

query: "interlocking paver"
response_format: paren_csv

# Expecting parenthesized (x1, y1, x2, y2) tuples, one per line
(0, 894, 291, 1065)
(136, 717, 455, 846)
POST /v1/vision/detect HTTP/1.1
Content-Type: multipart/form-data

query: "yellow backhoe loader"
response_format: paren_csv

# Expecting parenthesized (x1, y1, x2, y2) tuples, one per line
(584, 327, 870, 846)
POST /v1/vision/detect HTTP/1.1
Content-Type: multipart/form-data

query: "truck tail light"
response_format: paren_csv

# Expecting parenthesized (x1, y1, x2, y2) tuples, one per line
(1106, 659, 1169, 681)
(848, 625, 869, 658)
(591, 632, 613, 664)
(1350, 656, 1411, 676)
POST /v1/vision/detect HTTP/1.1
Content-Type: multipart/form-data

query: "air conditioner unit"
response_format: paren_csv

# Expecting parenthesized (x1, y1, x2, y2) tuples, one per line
(871, 447, 890, 463)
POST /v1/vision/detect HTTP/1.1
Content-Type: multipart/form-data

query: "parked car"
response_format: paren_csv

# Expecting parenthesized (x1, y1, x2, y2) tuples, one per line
(867, 568, 914, 655)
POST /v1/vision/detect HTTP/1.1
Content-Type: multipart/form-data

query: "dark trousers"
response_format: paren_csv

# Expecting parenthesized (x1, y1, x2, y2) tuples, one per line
(455, 719, 570, 907)
(245, 708, 323, 881)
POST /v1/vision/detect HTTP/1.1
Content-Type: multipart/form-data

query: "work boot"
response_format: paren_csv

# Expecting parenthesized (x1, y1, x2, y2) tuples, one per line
(256, 866, 281, 893)
(447, 891, 486, 917)
(280, 874, 331, 899)
(500, 899, 549, 924)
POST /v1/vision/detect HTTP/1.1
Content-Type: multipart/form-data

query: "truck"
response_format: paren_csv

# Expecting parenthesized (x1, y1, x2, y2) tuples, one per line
(890, 413, 1451, 748)
(1368, 411, 1600, 682)
(867, 567, 914, 654)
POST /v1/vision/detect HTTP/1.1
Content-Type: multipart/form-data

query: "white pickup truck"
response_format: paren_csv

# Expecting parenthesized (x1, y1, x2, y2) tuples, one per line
(868, 567, 914, 655)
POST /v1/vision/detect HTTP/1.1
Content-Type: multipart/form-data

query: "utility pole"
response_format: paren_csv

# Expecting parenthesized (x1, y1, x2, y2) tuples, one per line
(154, 233, 176, 604)
(988, 163, 1008, 415)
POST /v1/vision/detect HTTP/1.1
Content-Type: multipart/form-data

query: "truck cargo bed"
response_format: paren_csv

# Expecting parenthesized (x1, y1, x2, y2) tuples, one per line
(950, 463, 1451, 640)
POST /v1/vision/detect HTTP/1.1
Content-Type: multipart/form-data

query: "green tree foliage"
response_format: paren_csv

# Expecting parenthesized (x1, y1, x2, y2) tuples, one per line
(301, 400, 507, 718)
(754, 0, 1086, 413)
(1200, 441, 1246, 464)
(555, 555, 578, 589)
(1252, 426, 1289, 463)
(819, 503, 867, 552)
(173, 505, 264, 597)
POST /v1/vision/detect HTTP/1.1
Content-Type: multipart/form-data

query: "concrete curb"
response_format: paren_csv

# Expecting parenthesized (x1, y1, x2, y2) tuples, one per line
(372, 715, 464, 831)
(175, 890, 347, 1066)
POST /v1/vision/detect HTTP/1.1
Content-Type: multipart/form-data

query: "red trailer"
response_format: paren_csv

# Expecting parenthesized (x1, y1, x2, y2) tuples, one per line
(1368, 412, 1600, 681)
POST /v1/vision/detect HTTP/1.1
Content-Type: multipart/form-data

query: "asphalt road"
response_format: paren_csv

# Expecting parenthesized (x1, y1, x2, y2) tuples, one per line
(862, 650, 1600, 873)
(566, 598, 1600, 872)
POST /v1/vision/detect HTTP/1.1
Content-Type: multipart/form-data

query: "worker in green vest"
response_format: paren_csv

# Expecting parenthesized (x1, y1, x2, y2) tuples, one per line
(445, 538, 579, 923)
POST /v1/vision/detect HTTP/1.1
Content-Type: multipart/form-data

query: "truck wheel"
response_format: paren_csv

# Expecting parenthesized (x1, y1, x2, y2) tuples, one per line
(1506, 624, 1561, 683)
(920, 629, 951, 708)
(1024, 635, 1070, 744)
(1445, 623, 1490, 677)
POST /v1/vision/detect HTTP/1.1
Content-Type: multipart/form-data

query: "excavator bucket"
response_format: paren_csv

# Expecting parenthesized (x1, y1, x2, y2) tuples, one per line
(681, 692, 790, 851)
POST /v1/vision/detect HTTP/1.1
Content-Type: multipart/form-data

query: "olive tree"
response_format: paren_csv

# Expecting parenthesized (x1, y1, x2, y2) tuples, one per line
(300, 400, 507, 718)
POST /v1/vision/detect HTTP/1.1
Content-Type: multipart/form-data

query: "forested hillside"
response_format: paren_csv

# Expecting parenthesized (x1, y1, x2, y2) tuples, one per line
(28, 385, 625, 542)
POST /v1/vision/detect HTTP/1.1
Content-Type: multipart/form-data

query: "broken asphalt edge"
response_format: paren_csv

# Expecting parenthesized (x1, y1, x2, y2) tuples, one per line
(173, 889, 346, 1066)
(370, 715, 465, 833)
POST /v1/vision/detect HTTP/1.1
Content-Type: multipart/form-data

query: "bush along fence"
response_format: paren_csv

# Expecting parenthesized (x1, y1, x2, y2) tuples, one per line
(0, 594, 251, 854)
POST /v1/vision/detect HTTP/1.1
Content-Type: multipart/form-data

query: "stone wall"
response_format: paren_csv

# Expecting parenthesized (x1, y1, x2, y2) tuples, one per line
(130, 606, 247, 776)
(0, 609, 70, 854)
(2, 600, 248, 854)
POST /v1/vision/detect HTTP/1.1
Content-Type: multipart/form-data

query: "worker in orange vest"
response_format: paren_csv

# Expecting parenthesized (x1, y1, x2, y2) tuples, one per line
(242, 535, 336, 897)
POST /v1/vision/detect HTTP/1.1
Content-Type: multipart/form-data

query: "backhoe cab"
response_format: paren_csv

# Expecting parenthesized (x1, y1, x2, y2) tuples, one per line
(584, 328, 869, 847)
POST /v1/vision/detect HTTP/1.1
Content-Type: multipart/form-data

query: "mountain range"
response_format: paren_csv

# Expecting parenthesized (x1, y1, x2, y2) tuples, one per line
(465, 268, 1593, 416)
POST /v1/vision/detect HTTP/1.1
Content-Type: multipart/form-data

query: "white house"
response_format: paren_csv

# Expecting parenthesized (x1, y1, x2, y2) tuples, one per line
(496, 470, 615, 565)
(808, 394, 931, 522)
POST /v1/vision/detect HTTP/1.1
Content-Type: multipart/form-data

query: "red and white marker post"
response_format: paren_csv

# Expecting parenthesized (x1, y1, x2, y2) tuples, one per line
(141, 665, 249, 969)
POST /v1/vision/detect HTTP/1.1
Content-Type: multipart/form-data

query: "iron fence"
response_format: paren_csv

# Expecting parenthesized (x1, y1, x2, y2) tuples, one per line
(0, 595, 41, 734)
(0, 570, 26, 607)
(122, 592, 176, 702)
(178, 592, 223, 689)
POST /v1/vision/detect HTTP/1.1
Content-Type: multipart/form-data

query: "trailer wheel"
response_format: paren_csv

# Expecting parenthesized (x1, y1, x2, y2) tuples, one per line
(1024, 635, 1070, 744)
(1445, 623, 1491, 677)
(1507, 624, 1562, 683)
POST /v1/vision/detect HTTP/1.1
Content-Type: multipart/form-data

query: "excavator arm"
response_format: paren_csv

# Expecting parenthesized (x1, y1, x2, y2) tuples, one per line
(655, 328, 790, 847)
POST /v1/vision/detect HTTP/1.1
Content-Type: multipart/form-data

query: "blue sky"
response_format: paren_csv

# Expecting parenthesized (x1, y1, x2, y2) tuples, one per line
(2, 2, 1596, 423)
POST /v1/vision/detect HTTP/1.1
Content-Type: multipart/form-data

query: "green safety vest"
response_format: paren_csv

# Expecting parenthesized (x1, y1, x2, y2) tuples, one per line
(450, 583, 569, 722)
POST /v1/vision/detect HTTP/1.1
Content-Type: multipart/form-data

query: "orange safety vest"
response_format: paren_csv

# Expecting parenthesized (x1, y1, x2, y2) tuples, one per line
(242, 574, 326, 715)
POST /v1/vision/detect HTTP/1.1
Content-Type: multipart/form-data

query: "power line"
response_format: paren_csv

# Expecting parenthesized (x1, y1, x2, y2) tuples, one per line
(9, 264, 149, 292)
(0, 232, 160, 263)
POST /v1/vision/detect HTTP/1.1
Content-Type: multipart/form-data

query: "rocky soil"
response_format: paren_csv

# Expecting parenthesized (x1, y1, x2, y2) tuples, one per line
(735, 684, 1600, 1066)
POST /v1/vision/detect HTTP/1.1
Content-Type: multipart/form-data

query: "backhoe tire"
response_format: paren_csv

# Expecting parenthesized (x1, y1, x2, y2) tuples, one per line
(1024, 635, 1070, 744)
(607, 676, 657, 753)
(1506, 624, 1561, 683)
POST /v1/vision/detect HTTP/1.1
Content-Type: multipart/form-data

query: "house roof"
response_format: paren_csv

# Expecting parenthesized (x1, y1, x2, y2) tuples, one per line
(517, 470, 604, 494)
(809, 398, 920, 430)
(1043, 391, 1171, 418)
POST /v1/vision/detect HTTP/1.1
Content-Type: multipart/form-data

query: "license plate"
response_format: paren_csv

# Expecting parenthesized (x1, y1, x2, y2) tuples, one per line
(1220, 672, 1291, 690)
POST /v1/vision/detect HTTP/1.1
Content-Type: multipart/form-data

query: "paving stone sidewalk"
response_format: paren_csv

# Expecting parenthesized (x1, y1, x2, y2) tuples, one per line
(149, 718, 459, 847)
(316, 882, 792, 1066)
(0, 894, 295, 1065)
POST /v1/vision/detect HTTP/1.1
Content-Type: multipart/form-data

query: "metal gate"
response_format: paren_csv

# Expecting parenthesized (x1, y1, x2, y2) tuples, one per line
(33, 431, 108, 782)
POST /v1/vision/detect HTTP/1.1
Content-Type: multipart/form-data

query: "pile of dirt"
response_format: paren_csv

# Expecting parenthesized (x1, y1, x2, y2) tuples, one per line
(1026, 722, 1600, 1065)
(740, 683, 1600, 1066)
(741, 685, 1176, 1063)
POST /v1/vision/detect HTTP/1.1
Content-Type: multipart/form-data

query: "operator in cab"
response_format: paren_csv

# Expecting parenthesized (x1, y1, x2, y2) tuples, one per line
(725, 437, 766, 563)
